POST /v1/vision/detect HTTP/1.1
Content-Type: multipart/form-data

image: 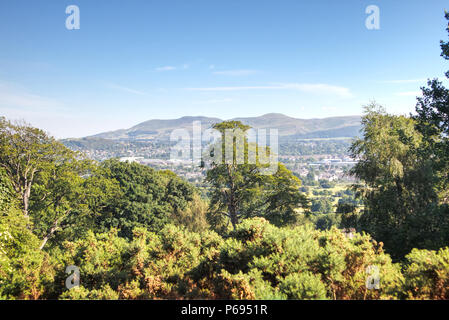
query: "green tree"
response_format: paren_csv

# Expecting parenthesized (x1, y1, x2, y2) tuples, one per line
(311, 198, 333, 214)
(0, 174, 55, 299)
(205, 121, 308, 229)
(264, 163, 309, 226)
(0, 118, 76, 219)
(350, 105, 446, 259)
(336, 197, 359, 229)
(414, 12, 449, 203)
(0, 118, 103, 250)
(92, 160, 194, 238)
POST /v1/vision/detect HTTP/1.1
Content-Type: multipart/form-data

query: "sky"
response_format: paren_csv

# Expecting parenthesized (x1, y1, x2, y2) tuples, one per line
(0, 0, 448, 138)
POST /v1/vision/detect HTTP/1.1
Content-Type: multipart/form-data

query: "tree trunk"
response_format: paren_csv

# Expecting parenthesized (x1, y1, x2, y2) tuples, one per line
(226, 164, 238, 229)
(39, 217, 61, 250)
(21, 169, 35, 219)
(228, 201, 238, 230)
(22, 192, 29, 218)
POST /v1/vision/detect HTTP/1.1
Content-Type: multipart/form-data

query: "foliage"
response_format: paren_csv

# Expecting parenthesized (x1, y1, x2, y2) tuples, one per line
(91, 160, 194, 238)
(169, 193, 210, 233)
(205, 121, 308, 229)
(0, 203, 55, 299)
(402, 247, 449, 299)
(413, 12, 449, 203)
(350, 105, 446, 259)
(190, 218, 403, 300)
(310, 198, 333, 214)
(4, 16, 449, 299)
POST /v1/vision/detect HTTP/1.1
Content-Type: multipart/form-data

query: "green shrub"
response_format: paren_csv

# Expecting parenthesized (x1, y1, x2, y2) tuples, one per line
(402, 247, 449, 299)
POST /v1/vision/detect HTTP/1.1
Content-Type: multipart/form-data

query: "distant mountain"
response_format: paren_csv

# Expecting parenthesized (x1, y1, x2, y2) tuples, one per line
(89, 116, 222, 140)
(86, 113, 361, 140)
(233, 113, 361, 137)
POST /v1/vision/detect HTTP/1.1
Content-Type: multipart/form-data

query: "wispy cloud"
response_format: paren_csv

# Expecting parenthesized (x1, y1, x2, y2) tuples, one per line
(0, 82, 64, 109)
(383, 79, 427, 84)
(106, 83, 146, 95)
(186, 83, 352, 98)
(194, 98, 233, 104)
(396, 91, 422, 97)
(280, 83, 352, 97)
(155, 66, 176, 72)
(213, 69, 258, 76)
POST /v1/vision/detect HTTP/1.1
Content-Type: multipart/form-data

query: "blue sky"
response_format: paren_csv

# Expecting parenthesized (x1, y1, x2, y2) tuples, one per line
(0, 0, 448, 138)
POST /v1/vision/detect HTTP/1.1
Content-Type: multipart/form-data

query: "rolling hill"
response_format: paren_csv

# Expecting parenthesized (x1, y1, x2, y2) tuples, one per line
(85, 113, 361, 141)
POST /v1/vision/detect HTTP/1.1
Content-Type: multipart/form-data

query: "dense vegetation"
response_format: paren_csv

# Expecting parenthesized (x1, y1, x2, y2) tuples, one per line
(1, 12, 449, 301)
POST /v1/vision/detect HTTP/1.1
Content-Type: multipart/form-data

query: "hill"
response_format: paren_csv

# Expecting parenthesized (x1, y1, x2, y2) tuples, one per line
(84, 113, 361, 140)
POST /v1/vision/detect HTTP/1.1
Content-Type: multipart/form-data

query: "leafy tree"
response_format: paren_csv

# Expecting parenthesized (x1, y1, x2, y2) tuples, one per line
(0, 118, 105, 249)
(0, 118, 77, 219)
(41, 164, 121, 247)
(319, 179, 336, 189)
(336, 197, 357, 215)
(336, 197, 360, 230)
(0, 191, 55, 299)
(310, 198, 333, 214)
(205, 121, 265, 229)
(350, 105, 446, 259)
(312, 213, 341, 231)
(263, 164, 309, 226)
(414, 11, 449, 203)
(205, 121, 308, 229)
(92, 160, 194, 238)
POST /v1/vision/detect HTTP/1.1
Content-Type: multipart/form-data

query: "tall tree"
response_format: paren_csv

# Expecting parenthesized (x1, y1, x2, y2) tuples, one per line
(0, 118, 74, 218)
(0, 118, 116, 249)
(350, 104, 447, 259)
(205, 121, 308, 229)
(414, 11, 449, 202)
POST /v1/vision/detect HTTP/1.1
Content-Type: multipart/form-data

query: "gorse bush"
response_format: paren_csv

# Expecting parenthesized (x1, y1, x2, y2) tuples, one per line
(402, 247, 449, 299)
(2, 218, 417, 300)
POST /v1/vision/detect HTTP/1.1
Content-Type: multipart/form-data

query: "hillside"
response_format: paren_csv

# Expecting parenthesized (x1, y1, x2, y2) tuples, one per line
(84, 113, 361, 141)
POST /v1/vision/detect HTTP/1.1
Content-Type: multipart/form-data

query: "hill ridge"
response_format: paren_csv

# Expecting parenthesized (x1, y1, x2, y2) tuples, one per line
(85, 113, 361, 140)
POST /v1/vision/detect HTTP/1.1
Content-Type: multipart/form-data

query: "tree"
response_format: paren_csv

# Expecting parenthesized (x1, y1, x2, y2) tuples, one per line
(92, 160, 194, 238)
(414, 11, 449, 203)
(0, 170, 55, 299)
(205, 121, 260, 229)
(205, 121, 308, 229)
(0, 118, 104, 250)
(264, 163, 309, 226)
(319, 179, 336, 189)
(336, 198, 359, 230)
(0, 118, 76, 218)
(33, 161, 121, 249)
(350, 104, 446, 259)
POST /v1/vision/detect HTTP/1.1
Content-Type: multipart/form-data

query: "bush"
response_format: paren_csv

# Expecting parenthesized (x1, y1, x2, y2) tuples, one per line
(402, 247, 449, 299)
(191, 218, 403, 300)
